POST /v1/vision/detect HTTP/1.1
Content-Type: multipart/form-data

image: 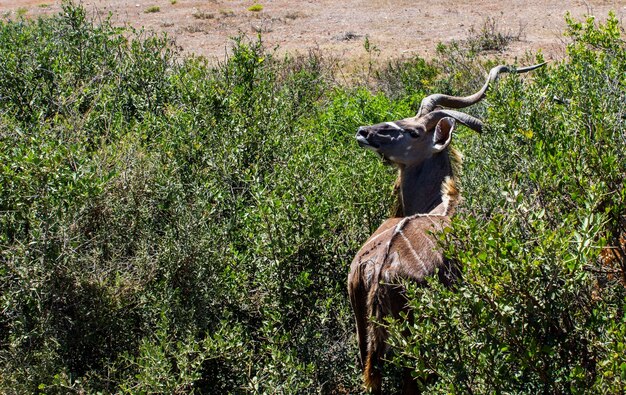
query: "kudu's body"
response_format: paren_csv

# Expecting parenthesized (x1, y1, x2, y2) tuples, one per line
(348, 63, 545, 394)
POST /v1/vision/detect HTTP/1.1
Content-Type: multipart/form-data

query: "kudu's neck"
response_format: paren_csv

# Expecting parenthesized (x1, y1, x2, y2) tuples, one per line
(396, 149, 455, 217)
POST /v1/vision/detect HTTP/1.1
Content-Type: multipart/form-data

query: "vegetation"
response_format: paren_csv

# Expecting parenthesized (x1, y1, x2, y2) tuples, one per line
(145, 6, 160, 14)
(220, 9, 235, 18)
(16, 7, 28, 17)
(386, 14, 626, 393)
(0, 3, 624, 394)
(466, 17, 524, 53)
(192, 10, 215, 20)
(248, 4, 264, 12)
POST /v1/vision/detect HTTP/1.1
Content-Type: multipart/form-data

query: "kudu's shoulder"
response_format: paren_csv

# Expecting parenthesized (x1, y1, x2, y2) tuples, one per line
(351, 215, 450, 272)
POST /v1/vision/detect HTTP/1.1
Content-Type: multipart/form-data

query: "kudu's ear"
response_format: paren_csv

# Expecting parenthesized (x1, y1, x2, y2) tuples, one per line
(432, 117, 455, 153)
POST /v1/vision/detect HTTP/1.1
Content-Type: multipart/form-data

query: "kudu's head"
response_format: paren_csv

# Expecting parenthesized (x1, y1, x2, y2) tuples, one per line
(356, 64, 546, 166)
(356, 113, 462, 167)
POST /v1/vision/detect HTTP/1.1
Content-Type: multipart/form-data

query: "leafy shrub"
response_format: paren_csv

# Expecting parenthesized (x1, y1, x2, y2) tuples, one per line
(0, 3, 414, 393)
(386, 13, 626, 394)
(374, 56, 438, 104)
(0, 3, 624, 394)
(466, 17, 524, 53)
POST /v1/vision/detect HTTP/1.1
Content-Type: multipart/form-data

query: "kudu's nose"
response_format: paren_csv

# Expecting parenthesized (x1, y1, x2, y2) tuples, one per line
(356, 126, 375, 148)
(357, 126, 369, 138)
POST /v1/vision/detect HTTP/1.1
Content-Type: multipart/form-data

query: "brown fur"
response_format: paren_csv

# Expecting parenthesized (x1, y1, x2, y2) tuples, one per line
(348, 171, 460, 394)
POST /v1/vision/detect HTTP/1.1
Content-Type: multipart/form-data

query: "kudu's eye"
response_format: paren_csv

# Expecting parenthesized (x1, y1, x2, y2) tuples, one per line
(407, 130, 420, 138)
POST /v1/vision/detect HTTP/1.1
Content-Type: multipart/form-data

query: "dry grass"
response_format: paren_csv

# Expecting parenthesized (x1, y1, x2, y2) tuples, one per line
(192, 10, 214, 20)
(182, 23, 208, 33)
(285, 11, 304, 20)
(465, 16, 525, 52)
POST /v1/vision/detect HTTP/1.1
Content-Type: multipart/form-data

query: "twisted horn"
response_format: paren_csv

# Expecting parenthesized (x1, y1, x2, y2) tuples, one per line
(418, 109, 484, 133)
(417, 62, 546, 117)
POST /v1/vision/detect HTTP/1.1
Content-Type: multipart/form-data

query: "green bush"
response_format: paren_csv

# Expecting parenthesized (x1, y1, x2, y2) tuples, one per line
(386, 13, 626, 394)
(0, 3, 624, 394)
(0, 3, 409, 393)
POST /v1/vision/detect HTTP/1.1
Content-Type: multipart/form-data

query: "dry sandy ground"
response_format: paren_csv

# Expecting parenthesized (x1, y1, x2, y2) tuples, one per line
(2, 0, 626, 65)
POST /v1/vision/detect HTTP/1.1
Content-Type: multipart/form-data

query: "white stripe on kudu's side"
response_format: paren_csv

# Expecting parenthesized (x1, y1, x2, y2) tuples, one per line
(397, 230, 427, 276)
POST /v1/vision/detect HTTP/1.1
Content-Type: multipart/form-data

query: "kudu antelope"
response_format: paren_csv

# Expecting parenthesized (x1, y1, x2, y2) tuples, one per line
(348, 63, 545, 394)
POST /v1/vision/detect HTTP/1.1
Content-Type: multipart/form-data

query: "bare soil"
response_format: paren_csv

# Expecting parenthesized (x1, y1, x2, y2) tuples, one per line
(2, 0, 626, 65)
